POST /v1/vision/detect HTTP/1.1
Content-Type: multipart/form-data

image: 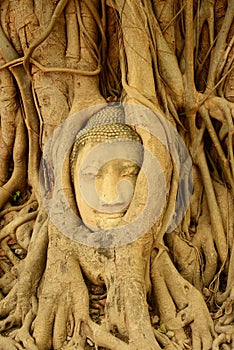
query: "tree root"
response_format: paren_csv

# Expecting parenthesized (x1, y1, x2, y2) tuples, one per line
(1, 237, 20, 266)
(0, 282, 18, 319)
(0, 211, 38, 242)
(0, 209, 47, 337)
(0, 111, 27, 210)
(197, 150, 227, 264)
(214, 286, 234, 349)
(151, 249, 215, 350)
(206, 0, 234, 90)
(0, 335, 24, 350)
(0, 57, 18, 187)
(15, 219, 35, 251)
(81, 319, 131, 350)
(0, 24, 40, 194)
(166, 184, 219, 290)
(0, 2, 233, 350)
(23, 0, 69, 76)
(11, 308, 38, 350)
(0, 194, 37, 219)
(198, 102, 234, 192)
(102, 236, 161, 349)
(212, 334, 230, 350)
(31, 224, 89, 350)
(29, 224, 163, 350)
(0, 267, 18, 295)
(153, 329, 187, 350)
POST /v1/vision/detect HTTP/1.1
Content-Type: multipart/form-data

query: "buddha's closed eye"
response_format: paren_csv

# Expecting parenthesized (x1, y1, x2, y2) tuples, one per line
(80, 166, 99, 180)
(120, 165, 140, 178)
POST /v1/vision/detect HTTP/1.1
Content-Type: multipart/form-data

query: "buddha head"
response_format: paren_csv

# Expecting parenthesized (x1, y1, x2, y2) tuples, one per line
(70, 104, 143, 230)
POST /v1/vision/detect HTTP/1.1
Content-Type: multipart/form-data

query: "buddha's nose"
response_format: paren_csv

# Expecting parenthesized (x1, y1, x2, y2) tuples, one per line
(98, 174, 119, 204)
(97, 175, 133, 212)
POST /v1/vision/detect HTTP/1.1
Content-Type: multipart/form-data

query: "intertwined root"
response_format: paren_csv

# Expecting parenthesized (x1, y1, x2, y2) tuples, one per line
(0, 205, 225, 350)
(151, 249, 215, 350)
(12, 221, 217, 350)
(31, 225, 162, 350)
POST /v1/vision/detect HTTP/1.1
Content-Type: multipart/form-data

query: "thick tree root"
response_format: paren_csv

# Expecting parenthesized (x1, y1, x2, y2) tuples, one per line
(29, 223, 162, 350)
(0, 207, 47, 336)
(11, 308, 38, 350)
(153, 329, 186, 350)
(32, 224, 90, 350)
(101, 234, 161, 349)
(0, 335, 24, 350)
(80, 319, 131, 350)
(151, 249, 215, 350)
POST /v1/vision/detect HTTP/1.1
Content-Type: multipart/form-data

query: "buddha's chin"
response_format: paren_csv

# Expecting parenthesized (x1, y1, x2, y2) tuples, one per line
(83, 212, 126, 230)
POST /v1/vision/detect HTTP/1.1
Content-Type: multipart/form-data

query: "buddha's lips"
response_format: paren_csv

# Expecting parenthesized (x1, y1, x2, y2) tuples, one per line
(96, 212, 125, 219)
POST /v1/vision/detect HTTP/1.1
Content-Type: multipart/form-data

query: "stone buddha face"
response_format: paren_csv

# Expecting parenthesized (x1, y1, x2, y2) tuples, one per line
(73, 139, 143, 230)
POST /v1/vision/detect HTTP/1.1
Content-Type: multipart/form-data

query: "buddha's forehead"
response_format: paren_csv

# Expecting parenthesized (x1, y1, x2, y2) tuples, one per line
(77, 139, 144, 169)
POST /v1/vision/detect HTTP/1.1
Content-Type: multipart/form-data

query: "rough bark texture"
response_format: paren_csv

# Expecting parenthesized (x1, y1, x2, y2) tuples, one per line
(0, 1, 233, 349)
